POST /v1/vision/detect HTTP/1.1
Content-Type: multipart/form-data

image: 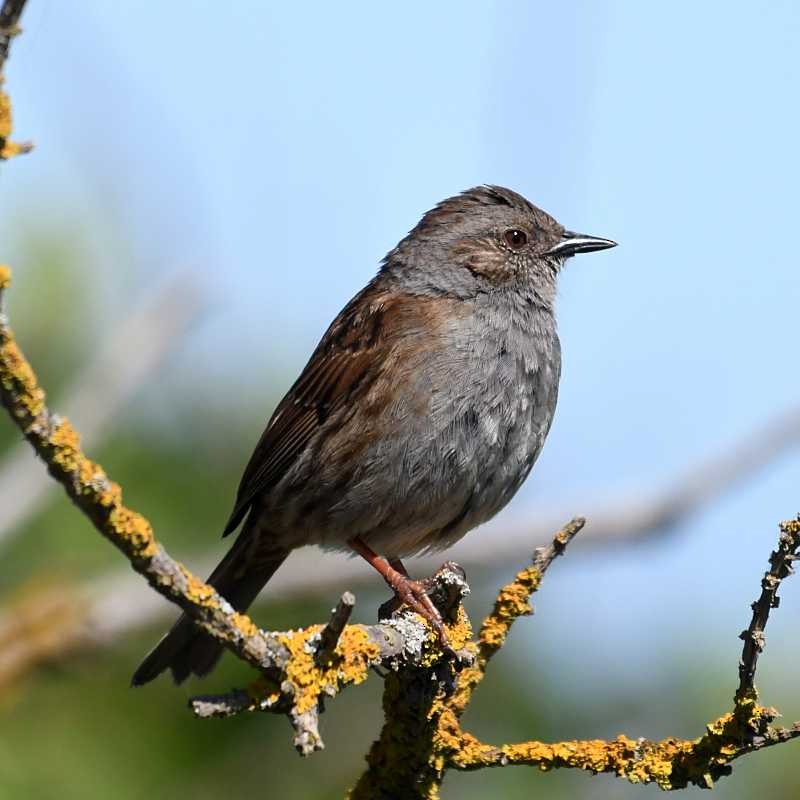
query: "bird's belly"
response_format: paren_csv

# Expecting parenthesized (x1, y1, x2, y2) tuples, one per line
(263, 323, 560, 558)
(342, 390, 549, 557)
(419, 380, 554, 554)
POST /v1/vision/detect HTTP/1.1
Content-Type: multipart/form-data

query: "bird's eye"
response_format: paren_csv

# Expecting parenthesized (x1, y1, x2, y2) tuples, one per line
(503, 229, 528, 249)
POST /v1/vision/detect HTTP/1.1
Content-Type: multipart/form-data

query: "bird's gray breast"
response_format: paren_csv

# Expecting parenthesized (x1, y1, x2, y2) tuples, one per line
(327, 292, 561, 556)
(418, 293, 561, 551)
(266, 290, 562, 557)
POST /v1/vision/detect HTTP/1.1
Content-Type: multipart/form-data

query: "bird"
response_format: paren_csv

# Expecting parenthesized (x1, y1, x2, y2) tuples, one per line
(132, 185, 615, 686)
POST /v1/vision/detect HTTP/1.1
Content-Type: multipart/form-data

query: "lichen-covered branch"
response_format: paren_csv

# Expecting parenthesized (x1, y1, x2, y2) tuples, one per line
(0, 270, 207, 547)
(433, 517, 800, 794)
(345, 517, 800, 797)
(438, 702, 800, 789)
(448, 516, 585, 717)
(0, 0, 26, 73)
(0, 0, 31, 159)
(736, 517, 800, 701)
(0, 273, 275, 669)
(0, 266, 458, 754)
(186, 570, 470, 756)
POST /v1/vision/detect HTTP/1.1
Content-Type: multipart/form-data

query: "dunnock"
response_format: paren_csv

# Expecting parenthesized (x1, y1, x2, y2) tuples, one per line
(132, 185, 615, 685)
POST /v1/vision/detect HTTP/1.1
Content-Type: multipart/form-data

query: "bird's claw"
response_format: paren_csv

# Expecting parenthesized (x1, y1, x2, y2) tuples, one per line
(383, 573, 456, 657)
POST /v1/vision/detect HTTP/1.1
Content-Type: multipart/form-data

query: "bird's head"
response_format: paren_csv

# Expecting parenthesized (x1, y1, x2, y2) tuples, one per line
(383, 185, 616, 309)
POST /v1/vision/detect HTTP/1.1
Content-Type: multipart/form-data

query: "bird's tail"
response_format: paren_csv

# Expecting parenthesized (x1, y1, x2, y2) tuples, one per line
(131, 535, 288, 687)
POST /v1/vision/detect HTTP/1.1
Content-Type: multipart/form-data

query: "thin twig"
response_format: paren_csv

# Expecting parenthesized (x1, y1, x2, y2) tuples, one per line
(0, 0, 31, 159)
(448, 517, 585, 716)
(736, 515, 800, 700)
(315, 591, 356, 666)
(188, 689, 255, 719)
(0, 0, 26, 75)
(478, 515, 585, 661)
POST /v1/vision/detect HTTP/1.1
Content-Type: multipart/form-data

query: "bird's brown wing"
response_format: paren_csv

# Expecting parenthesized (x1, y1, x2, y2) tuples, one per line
(222, 282, 428, 536)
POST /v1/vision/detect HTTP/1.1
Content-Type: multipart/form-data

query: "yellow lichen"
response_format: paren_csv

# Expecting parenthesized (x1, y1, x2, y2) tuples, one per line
(436, 697, 781, 790)
(231, 610, 260, 639)
(0, 89, 12, 140)
(446, 564, 545, 715)
(478, 565, 541, 649)
(180, 568, 219, 607)
(413, 605, 475, 669)
(107, 507, 156, 557)
(0, 335, 46, 418)
(445, 606, 473, 651)
(176, 564, 262, 641)
(50, 418, 83, 471)
(277, 624, 380, 714)
(97, 479, 122, 508)
(781, 516, 800, 535)
(0, 89, 31, 159)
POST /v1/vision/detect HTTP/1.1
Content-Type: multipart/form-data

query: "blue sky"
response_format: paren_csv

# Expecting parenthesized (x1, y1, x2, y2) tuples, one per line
(3, 1, 799, 711)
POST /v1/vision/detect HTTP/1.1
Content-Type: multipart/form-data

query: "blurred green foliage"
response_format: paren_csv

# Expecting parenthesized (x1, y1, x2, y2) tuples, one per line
(1, 239, 798, 800)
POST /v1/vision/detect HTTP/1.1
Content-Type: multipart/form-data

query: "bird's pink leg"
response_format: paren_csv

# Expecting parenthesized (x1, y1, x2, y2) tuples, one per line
(388, 557, 409, 577)
(348, 536, 450, 650)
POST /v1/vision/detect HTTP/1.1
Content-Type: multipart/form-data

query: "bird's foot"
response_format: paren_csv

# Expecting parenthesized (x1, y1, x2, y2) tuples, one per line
(348, 536, 465, 657)
(382, 571, 455, 654)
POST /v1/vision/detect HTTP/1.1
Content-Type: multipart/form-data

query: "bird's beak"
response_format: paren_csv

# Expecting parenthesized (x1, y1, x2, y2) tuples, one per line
(545, 230, 617, 257)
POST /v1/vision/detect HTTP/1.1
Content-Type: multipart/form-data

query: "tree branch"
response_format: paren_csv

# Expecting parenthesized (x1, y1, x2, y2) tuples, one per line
(0, 266, 461, 754)
(0, 271, 206, 546)
(736, 516, 800, 701)
(0, 0, 31, 159)
(0, 0, 25, 74)
(448, 517, 585, 717)
(430, 516, 800, 794)
(316, 591, 356, 666)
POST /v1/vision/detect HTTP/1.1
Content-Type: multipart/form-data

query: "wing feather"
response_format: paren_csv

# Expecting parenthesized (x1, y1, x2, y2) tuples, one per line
(222, 283, 402, 536)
